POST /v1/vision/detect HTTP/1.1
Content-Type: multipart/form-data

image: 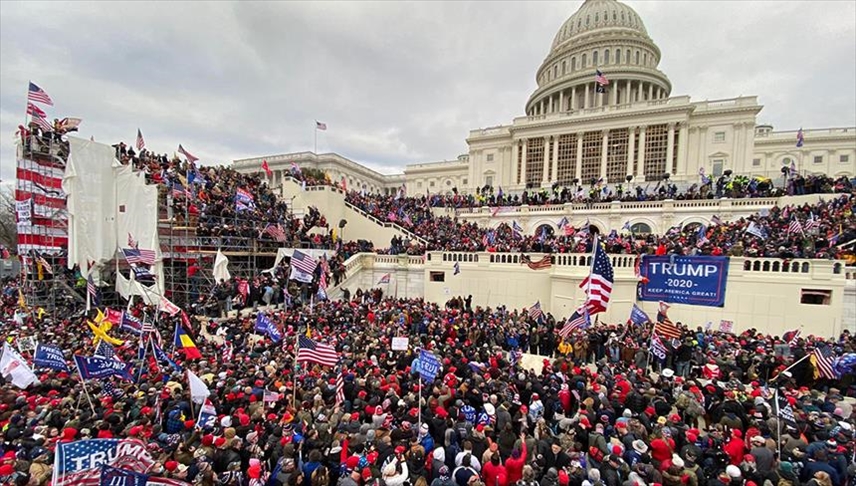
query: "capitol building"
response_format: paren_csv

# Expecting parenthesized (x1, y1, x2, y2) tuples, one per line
(235, 0, 856, 196)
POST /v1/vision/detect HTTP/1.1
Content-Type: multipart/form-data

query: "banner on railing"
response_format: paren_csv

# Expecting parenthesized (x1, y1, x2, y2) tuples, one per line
(637, 255, 729, 307)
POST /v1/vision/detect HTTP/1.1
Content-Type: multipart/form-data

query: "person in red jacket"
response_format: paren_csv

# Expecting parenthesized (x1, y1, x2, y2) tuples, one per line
(649, 427, 676, 470)
(481, 451, 507, 486)
(724, 429, 746, 466)
(504, 434, 527, 484)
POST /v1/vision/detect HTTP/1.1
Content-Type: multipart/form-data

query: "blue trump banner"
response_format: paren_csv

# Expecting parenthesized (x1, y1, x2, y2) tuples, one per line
(418, 349, 441, 382)
(34, 343, 69, 371)
(100, 464, 148, 486)
(74, 355, 134, 381)
(54, 438, 154, 485)
(255, 313, 282, 343)
(638, 255, 729, 307)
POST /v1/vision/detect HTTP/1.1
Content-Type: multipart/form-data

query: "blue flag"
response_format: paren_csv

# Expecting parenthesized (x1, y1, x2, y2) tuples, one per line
(74, 355, 134, 381)
(628, 304, 650, 326)
(418, 349, 441, 382)
(100, 464, 149, 486)
(152, 340, 182, 372)
(119, 312, 143, 335)
(255, 313, 283, 343)
(33, 344, 69, 371)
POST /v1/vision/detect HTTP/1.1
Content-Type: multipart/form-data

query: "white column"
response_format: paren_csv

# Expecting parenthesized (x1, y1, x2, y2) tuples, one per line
(521, 140, 528, 186)
(575, 133, 584, 182)
(666, 123, 676, 176)
(512, 141, 520, 184)
(571, 86, 577, 110)
(542, 137, 551, 185)
(627, 126, 636, 177)
(638, 126, 647, 179)
(677, 122, 688, 177)
(584, 84, 590, 109)
(648, 83, 654, 100)
(610, 84, 618, 106)
(626, 80, 632, 103)
(559, 90, 564, 112)
(551, 136, 559, 181)
(600, 130, 609, 181)
(637, 82, 644, 102)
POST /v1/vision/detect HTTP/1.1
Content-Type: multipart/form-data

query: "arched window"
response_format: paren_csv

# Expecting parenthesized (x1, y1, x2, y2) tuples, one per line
(630, 222, 652, 234)
(626, 49, 630, 63)
(605, 49, 610, 64)
(595, 12, 599, 22)
(586, 15, 590, 26)
(562, 61, 566, 75)
(535, 224, 555, 238)
(635, 51, 640, 64)
(643, 53, 647, 65)
(571, 57, 576, 71)
(582, 54, 587, 67)
(593, 51, 598, 65)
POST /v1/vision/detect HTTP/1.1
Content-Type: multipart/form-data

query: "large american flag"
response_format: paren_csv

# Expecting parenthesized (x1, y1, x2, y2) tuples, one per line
(136, 129, 145, 151)
(122, 248, 157, 265)
(595, 69, 610, 86)
(315, 120, 327, 131)
(290, 250, 318, 275)
(87, 274, 99, 306)
(297, 336, 338, 367)
(263, 223, 287, 242)
(654, 317, 682, 340)
(527, 301, 543, 320)
(805, 213, 821, 232)
(177, 144, 198, 163)
(28, 82, 53, 105)
(812, 346, 839, 380)
(579, 240, 614, 314)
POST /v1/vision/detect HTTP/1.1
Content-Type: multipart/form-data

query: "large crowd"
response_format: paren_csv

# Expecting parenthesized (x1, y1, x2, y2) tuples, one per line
(1, 276, 855, 486)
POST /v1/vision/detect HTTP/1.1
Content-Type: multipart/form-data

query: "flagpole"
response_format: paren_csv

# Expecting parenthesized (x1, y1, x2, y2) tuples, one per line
(292, 331, 299, 408)
(314, 124, 317, 155)
(771, 352, 812, 382)
(775, 388, 782, 459)
(75, 363, 97, 415)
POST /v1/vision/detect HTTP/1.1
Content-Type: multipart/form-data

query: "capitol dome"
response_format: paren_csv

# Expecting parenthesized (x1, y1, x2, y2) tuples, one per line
(526, 0, 672, 116)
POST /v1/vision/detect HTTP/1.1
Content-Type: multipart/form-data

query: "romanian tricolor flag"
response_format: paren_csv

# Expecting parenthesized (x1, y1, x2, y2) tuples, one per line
(174, 323, 202, 359)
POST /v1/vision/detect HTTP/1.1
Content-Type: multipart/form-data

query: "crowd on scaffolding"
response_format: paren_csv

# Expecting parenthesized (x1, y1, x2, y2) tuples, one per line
(1, 268, 856, 486)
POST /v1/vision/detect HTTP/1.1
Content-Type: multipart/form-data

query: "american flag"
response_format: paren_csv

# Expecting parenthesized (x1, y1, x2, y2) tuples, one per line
(27, 102, 47, 118)
(335, 371, 345, 406)
(812, 346, 838, 379)
(805, 213, 821, 231)
(172, 183, 191, 199)
(297, 336, 338, 367)
(223, 342, 233, 363)
(120, 312, 143, 335)
(87, 273, 99, 306)
(36, 255, 53, 274)
(521, 254, 552, 270)
(579, 239, 614, 314)
(595, 69, 610, 86)
(654, 318, 682, 340)
(290, 250, 318, 275)
(784, 329, 801, 346)
(28, 82, 53, 105)
(796, 128, 804, 148)
(263, 223, 287, 242)
(101, 380, 125, 399)
(177, 144, 199, 163)
(95, 340, 120, 361)
(30, 114, 52, 132)
(558, 216, 569, 229)
(378, 273, 391, 284)
(127, 233, 138, 249)
(122, 248, 157, 265)
(528, 301, 544, 321)
(136, 129, 145, 151)
(559, 307, 589, 338)
(711, 215, 723, 226)
(316, 120, 327, 131)
(788, 218, 804, 236)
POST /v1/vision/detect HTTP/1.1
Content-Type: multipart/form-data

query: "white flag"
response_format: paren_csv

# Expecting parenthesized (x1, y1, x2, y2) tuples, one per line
(0, 342, 37, 389)
(213, 250, 231, 283)
(187, 369, 211, 404)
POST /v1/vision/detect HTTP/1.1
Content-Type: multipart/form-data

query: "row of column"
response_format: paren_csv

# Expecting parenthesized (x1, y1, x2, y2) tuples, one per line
(531, 80, 667, 116)
(514, 123, 688, 185)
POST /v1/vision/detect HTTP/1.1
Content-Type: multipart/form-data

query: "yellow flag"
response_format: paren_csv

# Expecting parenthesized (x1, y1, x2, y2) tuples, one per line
(17, 289, 27, 309)
(37, 261, 44, 281)
(331, 228, 337, 242)
(36, 308, 45, 320)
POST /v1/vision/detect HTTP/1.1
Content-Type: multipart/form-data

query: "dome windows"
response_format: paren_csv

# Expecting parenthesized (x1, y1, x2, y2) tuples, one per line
(605, 49, 610, 64)
(593, 50, 598, 65)
(586, 15, 590, 26)
(635, 50, 640, 65)
(595, 13, 599, 22)
(582, 53, 587, 67)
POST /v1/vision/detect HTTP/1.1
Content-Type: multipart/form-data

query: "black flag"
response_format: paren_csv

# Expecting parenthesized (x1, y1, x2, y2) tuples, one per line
(776, 391, 797, 428)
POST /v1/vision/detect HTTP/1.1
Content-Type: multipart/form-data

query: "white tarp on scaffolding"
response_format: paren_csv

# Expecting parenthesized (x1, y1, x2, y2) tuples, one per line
(213, 250, 231, 283)
(63, 137, 119, 271)
(114, 165, 163, 301)
(263, 248, 335, 274)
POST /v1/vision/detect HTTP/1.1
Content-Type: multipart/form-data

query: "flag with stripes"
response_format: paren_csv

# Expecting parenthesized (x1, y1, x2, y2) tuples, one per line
(558, 216, 569, 229)
(127, 233, 138, 249)
(527, 301, 544, 321)
(579, 239, 614, 314)
(335, 371, 345, 406)
(263, 223, 287, 242)
(788, 218, 804, 236)
(711, 215, 723, 226)
(297, 336, 338, 367)
(289, 250, 318, 283)
(521, 254, 552, 270)
(512, 221, 523, 237)
(36, 255, 53, 274)
(101, 380, 125, 399)
(315, 120, 327, 131)
(122, 248, 156, 265)
(378, 273, 391, 285)
(119, 312, 143, 335)
(783, 329, 801, 346)
(94, 340, 120, 362)
(559, 307, 589, 339)
(805, 213, 820, 232)
(136, 129, 145, 151)
(54, 438, 157, 486)
(654, 318, 682, 340)
(811, 346, 839, 380)
(87, 273, 100, 306)
(28, 82, 53, 105)
(177, 144, 198, 163)
(27, 102, 48, 119)
(595, 69, 610, 86)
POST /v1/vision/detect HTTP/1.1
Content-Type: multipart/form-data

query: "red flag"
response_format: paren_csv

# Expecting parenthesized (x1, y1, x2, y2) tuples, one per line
(261, 160, 272, 178)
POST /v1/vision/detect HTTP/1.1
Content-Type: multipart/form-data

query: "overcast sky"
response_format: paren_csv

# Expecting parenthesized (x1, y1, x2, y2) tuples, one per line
(1, 0, 854, 181)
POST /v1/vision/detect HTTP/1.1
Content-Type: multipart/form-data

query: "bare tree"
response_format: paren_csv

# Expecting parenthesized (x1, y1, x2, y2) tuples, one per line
(0, 186, 17, 250)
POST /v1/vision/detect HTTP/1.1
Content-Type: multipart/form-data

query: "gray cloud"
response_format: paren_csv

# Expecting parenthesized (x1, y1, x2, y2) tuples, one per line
(1, 0, 854, 182)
